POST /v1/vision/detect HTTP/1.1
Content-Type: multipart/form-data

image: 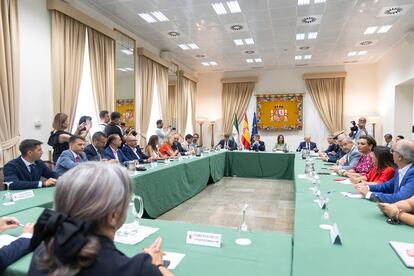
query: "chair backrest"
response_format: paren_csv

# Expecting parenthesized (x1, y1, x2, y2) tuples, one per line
(0, 167, 4, 191)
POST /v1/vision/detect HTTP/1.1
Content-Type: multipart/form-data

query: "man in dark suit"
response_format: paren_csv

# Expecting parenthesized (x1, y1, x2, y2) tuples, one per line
(122, 135, 151, 163)
(0, 216, 34, 269)
(250, 134, 265, 151)
(172, 133, 187, 154)
(356, 139, 414, 203)
(297, 136, 319, 152)
(84, 132, 107, 161)
(4, 139, 57, 190)
(103, 134, 129, 165)
(55, 136, 88, 176)
(104, 112, 123, 139)
(217, 134, 237, 150)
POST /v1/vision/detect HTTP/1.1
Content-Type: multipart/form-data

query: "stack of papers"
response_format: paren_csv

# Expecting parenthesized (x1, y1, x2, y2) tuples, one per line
(164, 252, 185, 269)
(115, 224, 159, 245)
(0, 234, 17, 249)
(340, 192, 363, 199)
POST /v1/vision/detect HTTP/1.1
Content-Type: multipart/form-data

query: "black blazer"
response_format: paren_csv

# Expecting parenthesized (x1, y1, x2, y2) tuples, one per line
(28, 236, 163, 276)
(84, 144, 104, 161)
(172, 142, 187, 154)
(217, 139, 237, 150)
(0, 237, 31, 269)
(250, 141, 265, 151)
(297, 141, 318, 152)
(3, 157, 58, 190)
(104, 122, 123, 138)
(121, 145, 149, 162)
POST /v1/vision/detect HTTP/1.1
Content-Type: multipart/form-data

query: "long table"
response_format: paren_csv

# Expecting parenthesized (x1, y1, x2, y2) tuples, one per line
(4, 207, 293, 276)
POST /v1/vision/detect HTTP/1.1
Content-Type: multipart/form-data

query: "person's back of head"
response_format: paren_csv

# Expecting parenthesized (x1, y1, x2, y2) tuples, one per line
(52, 113, 68, 131)
(31, 162, 132, 275)
(110, 112, 121, 122)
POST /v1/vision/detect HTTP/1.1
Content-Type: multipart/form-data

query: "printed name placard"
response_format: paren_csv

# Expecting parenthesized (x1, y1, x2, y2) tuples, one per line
(12, 190, 35, 201)
(330, 223, 342, 245)
(186, 231, 221, 248)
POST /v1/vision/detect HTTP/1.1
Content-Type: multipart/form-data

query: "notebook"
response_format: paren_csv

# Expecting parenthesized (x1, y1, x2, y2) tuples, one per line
(389, 241, 414, 268)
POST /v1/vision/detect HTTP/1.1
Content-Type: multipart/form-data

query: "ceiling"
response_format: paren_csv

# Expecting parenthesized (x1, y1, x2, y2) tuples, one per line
(77, 0, 414, 73)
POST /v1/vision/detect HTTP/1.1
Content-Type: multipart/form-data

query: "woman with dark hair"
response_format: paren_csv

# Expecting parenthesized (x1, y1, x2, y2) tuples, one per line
(274, 134, 288, 151)
(344, 135, 376, 175)
(145, 135, 163, 159)
(28, 162, 172, 276)
(349, 146, 396, 184)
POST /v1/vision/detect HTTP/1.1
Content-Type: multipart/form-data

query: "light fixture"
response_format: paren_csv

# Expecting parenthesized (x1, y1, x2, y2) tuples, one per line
(254, 58, 262, 63)
(202, 62, 211, 66)
(151, 11, 169, 22)
(295, 55, 303, 60)
(347, 51, 357, 56)
(210, 61, 218, 65)
(212, 2, 227, 15)
(178, 44, 190, 50)
(377, 25, 392, 33)
(358, 50, 368, 56)
(364, 26, 378, 34)
(314, 0, 326, 3)
(244, 38, 254, 45)
(117, 68, 127, 72)
(308, 32, 318, 39)
(188, 43, 199, 49)
(234, 39, 244, 46)
(298, 0, 310, 5)
(296, 33, 305, 40)
(121, 49, 133, 55)
(304, 55, 312, 60)
(226, 1, 241, 13)
(125, 67, 134, 71)
(246, 59, 254, 63)
(138, 13, 157, 23)
(178, 43, 199, 50)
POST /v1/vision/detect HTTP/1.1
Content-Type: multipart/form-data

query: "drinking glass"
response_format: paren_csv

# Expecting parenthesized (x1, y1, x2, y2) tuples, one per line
(235, 204, 252, 246)
(117, 194, 144, 236)
(319, 196, 333, 230)
(2, 182, 15, 206)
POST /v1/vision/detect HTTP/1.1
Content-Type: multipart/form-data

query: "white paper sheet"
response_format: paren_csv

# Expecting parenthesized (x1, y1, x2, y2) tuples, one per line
(164, 252, 185, 270)
(115, 223, 159, 245)
(0, 234, 17, 249)
(390, 241, 414, 268)
(340, 192, 363, 199)
(297, 174, 307, 179)
(338, 179, 352, 185)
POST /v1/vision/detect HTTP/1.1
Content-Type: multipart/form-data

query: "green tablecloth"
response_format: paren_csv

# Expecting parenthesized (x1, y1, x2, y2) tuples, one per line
(4, 207, 292, 276)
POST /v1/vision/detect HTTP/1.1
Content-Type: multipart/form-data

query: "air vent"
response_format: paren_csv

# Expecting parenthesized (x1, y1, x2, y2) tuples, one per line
(167, 31, 180, 37)
(302, 16, 317, 24)
(194, 54, 206, 59)
(385, 7, 402, 15)
(251, 66, 264, 69)
(295, 63, 308, 67)
(296, 45, 311, 51)
(243, 50, 256, 55)
(356, 40, 377, 47)
(378, 5, 411, 17)
(225, 23, 248, 33)
(297, 15, 322, 25)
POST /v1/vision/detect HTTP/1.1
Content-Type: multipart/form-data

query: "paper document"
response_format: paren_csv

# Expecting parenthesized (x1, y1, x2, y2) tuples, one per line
(340, 192, 363, 199)
(0, 234, 17, 249)
(338, 179, 352, 185)
(115, 223, 159, 245)
(390, 241, 414, 268)
(164, 252, 185, 270)
(297, 174, 307, 179)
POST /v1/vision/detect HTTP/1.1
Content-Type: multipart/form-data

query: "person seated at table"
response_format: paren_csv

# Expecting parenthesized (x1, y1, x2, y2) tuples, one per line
(217, 134, 237, 150)
(192, 133, 200, 146)
(396, 135, 404, 142)
(320, 134, 346, 163)
(377, 195, 414, 227)
(0, 217, 34, 269)
(171, 133, 187, 154)
(103, 134, 129, 164)
(55, 136, 88, 176)
(84, 132, 107, 161)
(159, 134, 179, 157)
(355, 139, 414, 203)
(330, 137, 361, 174)
(122, 135, 151, 163)
(181, 134, 193, 151)
(274, 134, 288, 151)
(384, 133, 394, 148)
(4, 139, 58, 190)
(296, 136, 318, 152)
(250, 134, 265, 152)
(324, 135, 339, 155)
(145, 135, 164, 160)
(343, 135, 376, 175)
(28, 162, 173, 276)
(349, 146, 396, 185)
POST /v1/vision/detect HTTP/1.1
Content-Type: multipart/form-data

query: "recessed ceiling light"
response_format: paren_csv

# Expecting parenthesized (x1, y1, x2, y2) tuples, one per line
(121, 49, 133, 55)
(304, 55, 312, 60)
(202, 62, 211, 66)
(210, 61, 218, 65)
(295, 55, 302, 60)
(296, 33, 305, 40)
(314, 0, 326, 3)
(254, 58, 262, 63)
(167, 31, 180, 37)
(117, 68, 127, 72)
(298, 0, 310, 5)
(308, 32, 318, 39)
(358, 51, 368, 56)
(125, 67, 134, 71)
(246, 59, 254, 63)
(234, 39, 244, 46)
(212, 2, 227, 15)
(347, 51, 357, 56)
(226, 1, 241, 13)
(138, 13, 157, 23)
(245, 38, 255, 45)
(364, 26, 378, 34)
(151, 11, 169, 22)
(377, 25, 392, 33)
(188, 43, 199, 49)
(178, 44, 190, 50)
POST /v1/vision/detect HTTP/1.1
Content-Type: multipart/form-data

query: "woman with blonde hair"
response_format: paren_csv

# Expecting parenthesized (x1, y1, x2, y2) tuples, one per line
(159, 133, 178, 157)
(28, 162, 172, 276)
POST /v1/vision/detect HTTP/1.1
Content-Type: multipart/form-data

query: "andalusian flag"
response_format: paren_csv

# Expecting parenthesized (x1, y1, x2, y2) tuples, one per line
(232, 113, 239, 143)
(241, 113, 251, 149)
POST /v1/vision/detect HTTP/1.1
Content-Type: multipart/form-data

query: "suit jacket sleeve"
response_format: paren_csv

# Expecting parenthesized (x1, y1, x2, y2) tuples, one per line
(259, 141, 265, 151)
(59, 152, 77, 170)
(371, 173, 414, 203)
(40, 161, 57, 179)
(3, 162, 39, 190)
(0, 237, 31, 269)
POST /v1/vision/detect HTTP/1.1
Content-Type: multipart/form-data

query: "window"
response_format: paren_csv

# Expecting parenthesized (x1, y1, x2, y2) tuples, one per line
(72, 32, 99, 135)
(146, 80, 161, 140)
(184, 91, 193, 135)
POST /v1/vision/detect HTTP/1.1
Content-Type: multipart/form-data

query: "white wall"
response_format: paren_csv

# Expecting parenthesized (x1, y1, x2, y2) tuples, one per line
(197, 64, 378, 151)
(394, 85, 413, 139)
(19, 0, 53, 158)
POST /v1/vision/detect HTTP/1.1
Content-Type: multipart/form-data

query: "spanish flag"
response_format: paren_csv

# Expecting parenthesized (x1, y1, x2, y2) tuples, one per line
(241, 113, 250, 149)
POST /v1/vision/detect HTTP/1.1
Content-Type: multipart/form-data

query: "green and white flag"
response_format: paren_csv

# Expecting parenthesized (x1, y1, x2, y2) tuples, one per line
(232, 113, 239, 143)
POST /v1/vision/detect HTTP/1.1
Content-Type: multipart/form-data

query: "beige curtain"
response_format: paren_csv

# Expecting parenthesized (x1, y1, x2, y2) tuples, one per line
(222, 82, 255, 135)
(156, 64, 169, 126)
(51, 11, 86, 130)
(167, 84, 177, 128)
(87, 27, 114, 116)
(0, 0, 19, 166)
(305, 77, 345, 133)
(189, 79, 197, 133)
(138, 55, 156, 147)
(177, 76, 189, 135)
